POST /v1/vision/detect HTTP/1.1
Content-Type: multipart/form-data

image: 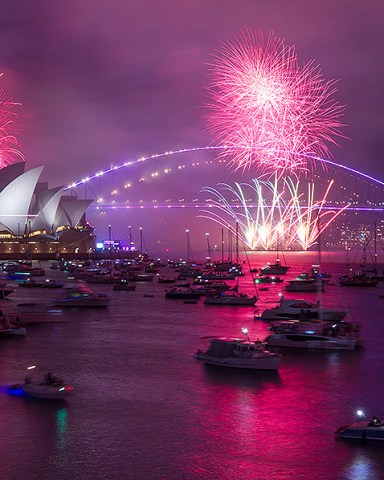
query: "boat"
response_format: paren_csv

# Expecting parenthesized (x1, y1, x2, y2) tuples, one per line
(18, 278, 44, 288)
(5, 303, 64, 325)
(339, 272, 379, 287)
(157, 275, 177, 284)
(129, 272, 155, 282)
(260, 260, 290, 275)
(8, 368, 74, 400)
(113, 279, 136, 291)
(54, 281, 110, 307)
(0, 321, 26, 337)
(204, 291, 257, 306)
(254, 275, 283, 284)
(264, 321, 360, 350)
(285, 279, 323, 292)
(42, 279, 64, 288)
(335, 412, 384, 441)
(165, 287, 203, 300)
(259, 297, 347, 321)
(194, 328, 282, 370)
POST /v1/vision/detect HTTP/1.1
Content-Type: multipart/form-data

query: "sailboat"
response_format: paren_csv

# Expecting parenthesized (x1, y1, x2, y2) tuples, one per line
(204, 224, 258, 306)
(204, 284, 258, 306)
(260, 240, 290, 275)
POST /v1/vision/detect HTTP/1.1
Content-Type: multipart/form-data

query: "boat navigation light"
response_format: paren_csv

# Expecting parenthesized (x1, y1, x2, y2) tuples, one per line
(27, 366, 36, 370)
(356, 409, 365, 419)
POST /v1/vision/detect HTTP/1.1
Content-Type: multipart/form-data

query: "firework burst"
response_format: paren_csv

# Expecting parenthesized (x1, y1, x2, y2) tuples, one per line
(199, 176, 349, 250)
(0, 74, 23, 169)
(207, 29, 345, 175)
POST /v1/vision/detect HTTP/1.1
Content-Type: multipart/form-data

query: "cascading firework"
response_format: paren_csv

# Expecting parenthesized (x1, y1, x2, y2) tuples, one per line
(207, 29, 345, 175)
(199, 176, 349, 250)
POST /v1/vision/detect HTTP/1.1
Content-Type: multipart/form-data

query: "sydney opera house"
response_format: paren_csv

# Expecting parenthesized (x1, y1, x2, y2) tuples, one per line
(0, 162, 95, 257)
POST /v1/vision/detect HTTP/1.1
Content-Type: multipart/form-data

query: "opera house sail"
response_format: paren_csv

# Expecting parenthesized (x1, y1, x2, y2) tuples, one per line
(0, 162, 94, 256)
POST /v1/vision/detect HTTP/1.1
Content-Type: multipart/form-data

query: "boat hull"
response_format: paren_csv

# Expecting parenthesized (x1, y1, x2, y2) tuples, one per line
(194, 353, 281, 370)
(204, 296, 257, 306)
(335, 423, 384, 441)
(265, 333, 357, 350)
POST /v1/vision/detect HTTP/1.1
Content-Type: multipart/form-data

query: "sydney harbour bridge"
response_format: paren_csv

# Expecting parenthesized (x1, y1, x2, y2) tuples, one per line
(66, 146, 384, 252)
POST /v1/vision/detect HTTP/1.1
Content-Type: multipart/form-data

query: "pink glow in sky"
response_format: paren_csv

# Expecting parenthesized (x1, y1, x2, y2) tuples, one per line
(0, 0, 383, 249)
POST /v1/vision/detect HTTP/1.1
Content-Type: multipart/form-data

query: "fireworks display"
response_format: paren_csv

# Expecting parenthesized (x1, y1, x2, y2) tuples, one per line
(0, 74, 23, 169)
(207, 29, 345, 175)
(199, 176, 349, 250)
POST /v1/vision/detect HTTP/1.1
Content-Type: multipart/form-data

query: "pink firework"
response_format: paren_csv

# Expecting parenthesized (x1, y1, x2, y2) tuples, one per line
(207, 29, 345, 174)
(0, 75, 23, 169)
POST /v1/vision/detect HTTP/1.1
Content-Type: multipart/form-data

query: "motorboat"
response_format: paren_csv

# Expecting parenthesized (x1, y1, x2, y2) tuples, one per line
(260, 297, 347, 321)
(285, 279, 323, 292)
(204, 291, 257, 306)
(54, 281, 110, 307)
(194, 328, 282, 370)
(165, 287, 203, 299)
(335, 413, 384, 441)
(264, 321, 359, 350)
(8, 369, 74, 400)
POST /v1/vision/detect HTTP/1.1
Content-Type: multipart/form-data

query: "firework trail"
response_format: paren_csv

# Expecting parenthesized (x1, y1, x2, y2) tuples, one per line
(207, 29, 345, 175)
(199, 176, 349, 250)
(0, 74, 23, 169)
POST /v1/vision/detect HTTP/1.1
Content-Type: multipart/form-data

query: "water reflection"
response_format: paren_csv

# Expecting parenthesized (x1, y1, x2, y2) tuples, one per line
(344, 451, 382, 480)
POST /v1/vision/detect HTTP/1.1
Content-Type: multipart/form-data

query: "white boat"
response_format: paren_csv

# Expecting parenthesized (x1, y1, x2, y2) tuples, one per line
(204, 291, 257, 306)
(335, 413, 384, 441)
(260, 297, 346, 321)
(8, 370, 74, 400)
(285, 279, 323, 292)
(194, 330, 282, 370)
(54, 281, 110, 307)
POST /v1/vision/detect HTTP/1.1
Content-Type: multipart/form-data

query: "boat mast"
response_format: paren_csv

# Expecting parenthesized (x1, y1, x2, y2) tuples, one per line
(221, 228, 224, 263)
(316, 210, 323, 321)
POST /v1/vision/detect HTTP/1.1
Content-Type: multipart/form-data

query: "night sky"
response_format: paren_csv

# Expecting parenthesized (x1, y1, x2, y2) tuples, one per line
(1, 1, 383, 254)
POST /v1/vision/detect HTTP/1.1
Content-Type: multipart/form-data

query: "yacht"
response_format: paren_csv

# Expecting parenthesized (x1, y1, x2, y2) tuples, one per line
(264, 321, 360, 350)
(285, 279, 323, 292)
(260, 297, 347, 321)
(194, 329, 282, 370)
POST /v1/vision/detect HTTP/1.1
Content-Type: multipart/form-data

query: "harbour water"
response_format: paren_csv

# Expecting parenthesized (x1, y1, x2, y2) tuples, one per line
(1, 251, 384, 480)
